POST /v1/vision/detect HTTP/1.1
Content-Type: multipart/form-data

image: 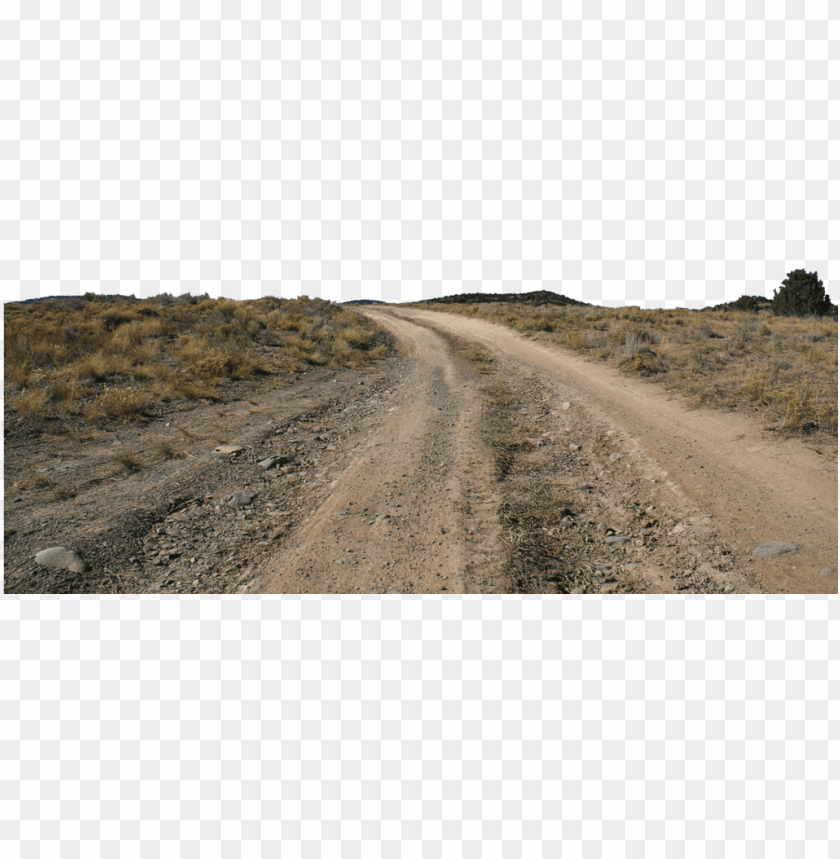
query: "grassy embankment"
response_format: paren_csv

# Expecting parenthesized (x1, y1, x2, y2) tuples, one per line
(4, 294, 389, 427)
(412, 301, 838, 445)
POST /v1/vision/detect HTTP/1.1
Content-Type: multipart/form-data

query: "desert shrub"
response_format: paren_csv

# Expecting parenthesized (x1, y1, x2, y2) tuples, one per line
(50, 377, 88, 412)
(9, 361, 32, 388)
(339, 326, 376, 349)
(101, 311, 135, 331)
(85, 388, 149, 424)
(155, 442, 186, 460)
(74, 353, 131, 381)
(114, 452, 143, 473)
(217, 300, 237, 322)
(772, 269, 835, 318)
(15, 388, 48, 416)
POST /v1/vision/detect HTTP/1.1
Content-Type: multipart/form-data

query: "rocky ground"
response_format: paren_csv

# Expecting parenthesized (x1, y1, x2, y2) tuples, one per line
(4, 307, 836, 595)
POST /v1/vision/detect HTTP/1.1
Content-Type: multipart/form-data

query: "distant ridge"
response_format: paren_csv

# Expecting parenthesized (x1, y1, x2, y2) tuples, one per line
(412, 290, 592, 308)
(342, 299, 387, 305)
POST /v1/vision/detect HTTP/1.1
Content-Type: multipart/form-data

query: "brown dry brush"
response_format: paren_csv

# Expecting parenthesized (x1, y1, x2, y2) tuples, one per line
(417, 300, 838, 438)
(4, 293, 391, 427)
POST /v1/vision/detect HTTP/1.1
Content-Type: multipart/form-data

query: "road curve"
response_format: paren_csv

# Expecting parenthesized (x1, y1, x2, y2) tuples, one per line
(395, 307, 837, 594)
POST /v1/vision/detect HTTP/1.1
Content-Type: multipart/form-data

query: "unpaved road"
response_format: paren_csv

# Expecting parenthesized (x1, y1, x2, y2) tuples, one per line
(260, 306, 837, 595)
(5, 306, 837, 595)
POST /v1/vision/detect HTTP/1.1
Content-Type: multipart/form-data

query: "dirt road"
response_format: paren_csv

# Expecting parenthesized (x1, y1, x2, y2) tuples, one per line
(5, 306, 836, 595)
(260, 306, 837, 595)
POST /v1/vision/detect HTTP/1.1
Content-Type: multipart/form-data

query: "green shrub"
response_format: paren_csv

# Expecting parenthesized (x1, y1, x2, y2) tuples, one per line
(773, 269, 836, 318)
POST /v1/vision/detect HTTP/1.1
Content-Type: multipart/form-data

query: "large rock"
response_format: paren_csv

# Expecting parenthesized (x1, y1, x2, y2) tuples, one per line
(752, 541, 799, 559)
(258, 454, 297, 470)
(226, 490, 257, 508)
(35, 547, 89, 573)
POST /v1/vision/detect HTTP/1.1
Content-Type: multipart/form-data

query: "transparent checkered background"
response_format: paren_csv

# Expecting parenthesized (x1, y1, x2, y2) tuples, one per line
(2, 2, 839, 857)
(0, 596, 836, 858)
(0, 1, 836, 308)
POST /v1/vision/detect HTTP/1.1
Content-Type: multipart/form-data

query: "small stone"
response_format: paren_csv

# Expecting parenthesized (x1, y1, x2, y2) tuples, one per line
(569, 588, 585, 594)
(215, 445, 245, 455)
(670, 523, 687, 535)
(601, 583, 619, 594)
(752, 541, 799, 559)
(605, 535, 631, 545)
(226, 491, 257, 508)
(569, 443, 580, 451)
(34, 547, 89, 574)
(820, 566, 837, 577)
(561, 402, 571, 410)
(259, 453, 296, 469)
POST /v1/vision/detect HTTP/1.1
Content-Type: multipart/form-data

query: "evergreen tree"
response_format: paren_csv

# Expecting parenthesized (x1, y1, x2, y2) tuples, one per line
(772, 269, 834, 318)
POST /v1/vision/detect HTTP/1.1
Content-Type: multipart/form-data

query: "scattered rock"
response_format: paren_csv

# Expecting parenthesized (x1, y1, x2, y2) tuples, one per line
(819, 566, 836, 577)
(601, 583, 619, 594)
(226, 491, 257, 508)
(605, 535, 631, 545)
(215, 445, 244, 455)
(258, 454, 296, 470)
(34, 547, 89, 574)
(569, 443, 580, 451)
(569, 587, 585, 594)
(752, 541, 799, 559)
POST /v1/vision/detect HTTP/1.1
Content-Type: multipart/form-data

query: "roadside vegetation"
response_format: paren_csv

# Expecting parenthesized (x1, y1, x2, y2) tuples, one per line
(5, 292, 390, 427)
(409, 295, 838, 443)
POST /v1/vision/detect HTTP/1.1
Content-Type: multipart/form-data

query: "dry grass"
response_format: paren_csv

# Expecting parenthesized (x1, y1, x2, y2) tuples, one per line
(113, 452, 143, 474)
(155, 442, 186, 460)
(14, 388, 49, 417)
(48, 487, 76, 502)
(4, 293, 391, 427)
(416, 300, 838, 440)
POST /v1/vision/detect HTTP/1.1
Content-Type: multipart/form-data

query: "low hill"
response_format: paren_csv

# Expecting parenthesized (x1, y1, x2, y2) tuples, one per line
(342, 299, 387, 305)
(412, 290, 591, 308)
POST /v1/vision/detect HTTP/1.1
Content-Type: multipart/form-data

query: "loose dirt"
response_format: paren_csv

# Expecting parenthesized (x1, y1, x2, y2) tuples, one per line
(4, 307, 836, 594)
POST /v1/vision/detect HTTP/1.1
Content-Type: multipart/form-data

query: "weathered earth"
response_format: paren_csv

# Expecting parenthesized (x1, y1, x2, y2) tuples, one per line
(4, 306, 837, 595)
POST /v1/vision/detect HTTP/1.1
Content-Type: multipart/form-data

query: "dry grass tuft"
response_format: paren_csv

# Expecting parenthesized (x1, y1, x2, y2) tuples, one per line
(155, 442, 186, 460)
(15, 388, 49, 417)
(83, 389, 149, 425)
(113, 452, 143, 474)
(48, 487, 76, 502)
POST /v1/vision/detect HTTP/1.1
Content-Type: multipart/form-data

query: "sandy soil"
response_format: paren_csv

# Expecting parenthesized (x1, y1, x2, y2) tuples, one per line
(4, 306, 837, 595)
